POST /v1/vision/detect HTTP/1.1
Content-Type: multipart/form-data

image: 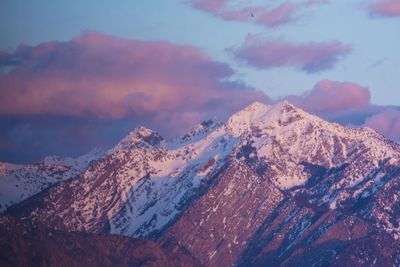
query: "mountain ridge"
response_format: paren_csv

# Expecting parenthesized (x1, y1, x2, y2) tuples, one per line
(4, 101, 400, 266)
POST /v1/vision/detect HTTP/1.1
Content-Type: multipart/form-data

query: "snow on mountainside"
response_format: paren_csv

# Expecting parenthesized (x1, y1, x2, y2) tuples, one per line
(10, 118, 238, 237)
(42, 148, 104, 171)
(6, 101, 400, 266)
(0, 149, 103, 213)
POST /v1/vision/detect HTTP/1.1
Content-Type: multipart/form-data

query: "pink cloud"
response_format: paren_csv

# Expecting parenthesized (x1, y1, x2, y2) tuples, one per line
(188, 0, 229, 13)
(232, 35, 351, 73)
(220, 3, 298, 27)
(285, 79, 400, 141)
(186, 0, 328, 27)
(287, 80, 371, 114)
(364, 110, 400, 141)
(368, 0, 400, 17)
(0, 31, 268, 135)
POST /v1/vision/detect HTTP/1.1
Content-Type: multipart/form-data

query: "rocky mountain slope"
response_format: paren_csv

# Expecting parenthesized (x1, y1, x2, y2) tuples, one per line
(6, 101, 400, 266)
(0, 216, 198, 267)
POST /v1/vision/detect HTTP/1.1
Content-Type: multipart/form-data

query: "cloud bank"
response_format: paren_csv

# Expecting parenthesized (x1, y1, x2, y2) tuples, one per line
(0, 31, 267, 133)
(232, 35, 351, 73)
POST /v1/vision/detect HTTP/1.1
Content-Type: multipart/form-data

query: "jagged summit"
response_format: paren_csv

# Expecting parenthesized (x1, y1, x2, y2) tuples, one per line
(112, 101, 320, 152)
(226, 100, 320, 137)
(197, 117, 222, 130)
(226, 101, 271, 135)
(228, 101, 270, 120)
(109, 100, 394, 169)
(243, 101, 270, 110)
(112, 126, 164, 152)
(268, 100, 304, 116)
(179, 117, 222, 143)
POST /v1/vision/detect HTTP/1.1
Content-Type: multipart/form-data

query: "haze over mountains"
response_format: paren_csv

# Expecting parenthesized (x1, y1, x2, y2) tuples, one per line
(2, 101, 400, 266)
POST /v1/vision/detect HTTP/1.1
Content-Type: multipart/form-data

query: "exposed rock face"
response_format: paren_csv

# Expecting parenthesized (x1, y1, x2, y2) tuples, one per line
(0, 216, 199, 267)
(161, 160, 284, 266)
(5, 101, 400, 266)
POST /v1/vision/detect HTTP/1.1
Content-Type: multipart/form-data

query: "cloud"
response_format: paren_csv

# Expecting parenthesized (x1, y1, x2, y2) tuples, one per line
(287, 80, 370, 113)
(368, 0, 400, 17)
(220, 2, 299, 27)
(284, 79, 400, 142)
(186, 0, 328, 27)
(0, 31, 268, 134)
(188, 0, 229, 13)
(364, 110, 400, 141)
(232, 35, 351, 73)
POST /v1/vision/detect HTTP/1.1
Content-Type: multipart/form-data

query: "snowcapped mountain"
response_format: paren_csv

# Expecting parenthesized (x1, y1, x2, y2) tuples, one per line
(0, 148, 103, 212)
(6, 101, 400, 266)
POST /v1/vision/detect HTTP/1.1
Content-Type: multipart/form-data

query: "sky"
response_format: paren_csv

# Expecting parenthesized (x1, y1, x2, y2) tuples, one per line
(0, 0, 399, 163)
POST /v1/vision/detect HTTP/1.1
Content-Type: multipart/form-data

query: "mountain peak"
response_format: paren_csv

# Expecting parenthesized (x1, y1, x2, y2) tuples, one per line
(131, 126, 155, 136)
(265, 100, 308, 122)
(273, 99, 294, 109)
(226, 101, 271, 135)
(244, 101, 269, 110)
(225, 101, 315, 136)
(178, 117, 222, 144)
(112, 126, 164, 152)
(192, 117, 221, 133)
(270, 100, 309, 115)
